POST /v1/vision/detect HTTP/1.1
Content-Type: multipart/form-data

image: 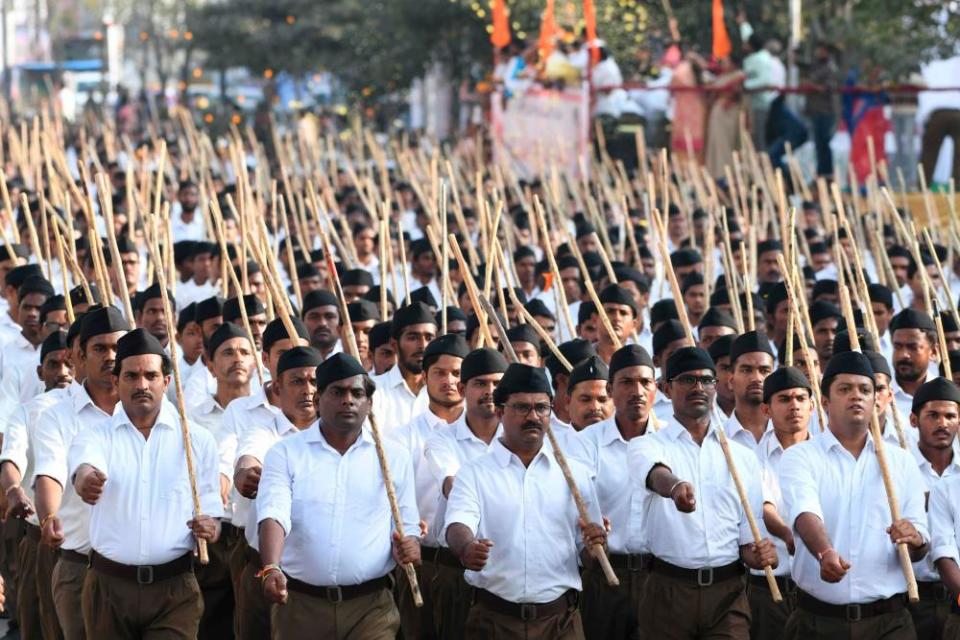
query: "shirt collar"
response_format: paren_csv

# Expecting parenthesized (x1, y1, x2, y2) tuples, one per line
(599, 414, 628, 447)
(490, 437, 552, 468)
(454, 413, 502, 443)
(910, 439, 960, 474)
(113, 399, 179, 431)
(663, 415, 721, 443)
(307, 421, 374, 451)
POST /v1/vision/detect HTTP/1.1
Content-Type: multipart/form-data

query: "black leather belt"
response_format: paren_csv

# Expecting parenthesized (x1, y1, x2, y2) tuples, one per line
(797, 590, 905, 622)
(285, 574, 390, 603)
(650, 558, 743, 586)
(60, 549, 88, 564)
(25, 522, 40, 542)
(917, 581, 950, 602)
(474, 588, 578, 621)
(749, 573, 795, 595)
(609, 553, 653, 571)
(90, 550, 193, 585)
(221, 522, 241, 540)
(427, 545, 461, 569)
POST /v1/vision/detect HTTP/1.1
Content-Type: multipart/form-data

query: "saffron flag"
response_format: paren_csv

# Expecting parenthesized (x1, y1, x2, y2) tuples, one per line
(584, 0, 598, 65)
(712, 0, 732, 60)
(539, 0, 556, 62)
(491, 0, 511, 49)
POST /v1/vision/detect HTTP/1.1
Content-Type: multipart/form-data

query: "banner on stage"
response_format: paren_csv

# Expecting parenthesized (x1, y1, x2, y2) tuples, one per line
(491, 86, 590, 180)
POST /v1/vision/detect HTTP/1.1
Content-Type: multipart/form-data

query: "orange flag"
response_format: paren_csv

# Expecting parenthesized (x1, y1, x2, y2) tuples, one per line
(539, 0, 556, 62)
(712, 0, 732, 60)
(491, 0, 511, 49)
(583, 0, 598, 65)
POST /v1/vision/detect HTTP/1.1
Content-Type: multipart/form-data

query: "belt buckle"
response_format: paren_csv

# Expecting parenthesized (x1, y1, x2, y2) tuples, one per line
(326, 586, 343, 604)
(846, 604, 862, 622)
(136, 565, 154, 585)
(519, 604, 537, 621)
(697, 567, 714, 587)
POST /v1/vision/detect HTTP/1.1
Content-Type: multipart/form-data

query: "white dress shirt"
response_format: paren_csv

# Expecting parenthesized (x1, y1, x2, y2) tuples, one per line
(893, 377, 926, 420)
(779, 429, 929, 604)
(69, 401, 223, 566)
(0, 389, 67, 525)
(909, 441, 960, 582)
(170, 211, 206, 242)
(755, 429, 801, 577)
(189, 389, 242, 522)
(629, 417, 763, 568)
(371, 366, 429, 433)
(929, 474, 960, 569)
(388, 407, 459, 547)
(576, 414, 649, 554)
(652, 393, 675, 426)
(423, 414, 502, 547)
(444, 439, 601, 603)
(33, 382, 116, 553)
(220, 384, 281, 540)
(723, 410, 771, 452)
(0, 334, 42, 430)
(257, 424, 419, 586)
(235, 408, 313, 551)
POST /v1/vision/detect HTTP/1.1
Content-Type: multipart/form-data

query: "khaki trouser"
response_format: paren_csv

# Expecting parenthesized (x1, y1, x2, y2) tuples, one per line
(907, 586, 950, 640)
(237, 547, 271, 640)
(944, 612, 960, 639)
(51, 555, 87, 640)
(581, 563, 647, 640)
(2, 515, 25, 625)
(638, 571, 751, 639)
(81, 567, 203, 639)
(195, 526, 238, 639)
(270, 585, 399, 640)
(784, 605, 915, 640)
(17, 531, 41, 640)
(746, 576, 796, 640)
(464, 593, 584, 640)
(397, 553, 438, 639)
(36, 543, 63, 640)
(427, 556, 472, 639)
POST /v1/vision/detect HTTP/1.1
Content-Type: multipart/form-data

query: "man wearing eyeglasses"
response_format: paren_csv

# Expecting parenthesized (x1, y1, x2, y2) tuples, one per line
(629, 346, 778, 639)
(576, 344, 658, 640)
(445, 362, 607, 639)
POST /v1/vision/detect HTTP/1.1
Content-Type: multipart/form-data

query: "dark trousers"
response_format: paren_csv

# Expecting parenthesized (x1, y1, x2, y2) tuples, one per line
(396, 555, 437, 639)
(944, 613, 960, 639)
(746, 576, 795, 640)
(810, 114, 836, 177)
(426, 550, 472, 639)
(81, 568, 203, 639)
(907, 585, 950, 640)
(270, 586, 398, 640)
(195, 527, 238, 640)
(2, 515, 25, 626)
(921, 109, 960, 184)
(638, 571, 750, 639)
(581, 563, 647, 640)
(51, 555, 87, 640)
(464, 594, 584, 640)
(37, 543, 63, 640)
(784, 603, 916, 639)
(236, 545, 271, 640)
(17, 531, 41, 640)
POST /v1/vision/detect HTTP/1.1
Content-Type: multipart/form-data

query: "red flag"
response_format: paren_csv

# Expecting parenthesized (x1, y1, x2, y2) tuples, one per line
(712, 0, 732, 60)
(539, 0, 556, 62)
(583, 0, 598, 65)
(491, 0, 511, 49)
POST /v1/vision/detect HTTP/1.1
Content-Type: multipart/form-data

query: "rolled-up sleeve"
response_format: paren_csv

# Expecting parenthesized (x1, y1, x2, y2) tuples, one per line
(424, 432, 460, 483)
(237, 422, 276, 465)
(0, 407, 29, 476)
(780, 445, 824, 529)
(628, 435, 667, 494)
(68, 423, 109, 482)
(929, 479, 960, 564)
(31, 407, 68, 487)
(256, 442, 292, 534)
(444, 462, 481, 541)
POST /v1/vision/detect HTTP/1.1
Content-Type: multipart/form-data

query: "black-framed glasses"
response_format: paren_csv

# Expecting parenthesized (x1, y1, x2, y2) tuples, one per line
(669, 375, 718, 389)
(505, 402, 553, 418)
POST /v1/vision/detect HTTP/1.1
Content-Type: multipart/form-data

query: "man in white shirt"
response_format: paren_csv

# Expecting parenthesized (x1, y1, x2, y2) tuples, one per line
(724, 331, 776, 451)
(630, 346, 777, 638)
(562, 356, 613, 450)
(869, 284, 896, 366)
(779, 351, 929, 638)
(0, 331, 73, 640)
(134, 283, 175, 350)
(170, 181, 205, 242)
(424, 347, 507, 638)
(258, 352, 421, 639)
(169, 302, 204, 402)
(342, 299, 379, 371)
(222, 294, 267, 352)
(301, 289, 341, 360)
(576, 345, 657, 640)
(371, 302, 437, 432)
(176, 241, 218, 308)
(70, 328, 222, 638)
(445, 363, 607, 639)
(34, 306, 128, 640)
(752, 367, 814, 639)
(545, 339, 598, 440)
(890, 309, 938, 419)
(651, 320, 695, 424)
(906, 378, 960, 637)
(389, 333, 468, 639)
(187, 322, 256, 639)
(595, 285, 639, 365)
(231, 344, 320, 640)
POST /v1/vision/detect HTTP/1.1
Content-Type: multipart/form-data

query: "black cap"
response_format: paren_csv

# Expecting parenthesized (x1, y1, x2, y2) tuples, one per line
(39, 330, 69, 363)
(391, 302, 437, 338)
(943, 351, 960, 379)
(757, 239, 783, 255)
(347, 299, 379, 323)
(698, 307, 738, 331)
(708, 334, 736, 362)
(868, 283, 894, 309)
(650, 299, 679, 326)
(506, 323, 540, 347)
(176, 302, 197, 333)
(681, 272, 705, 295)
(545, 339, 596, 378)
(315, 352, 369, 388)
(79, 306, 129, 346)
(598, 284, 638, 316)
(864, 349, 891, 378)
(812, 279, 838, 299)
(114, 328, 166, 368)
(223, 294, 266, 322)
(296, 262, 320, 280)
(665, 347, 716, 380)
(134, 283, 175, 313)
(670, 248, 702, 268)
(764, 283, 789, 315)
(302, 289, 339, 315)
(567, 355, 608, 391)
(653, 320, 687, 358)
(809, 301, 842, 326)
(341, 269, 374, 288)
(461, 348, 509, 383)
(69, 283, 101, 308)
(39, 294, 65, 322)
(195, 296, 224, 323)
(833, 329, 878, 354)
(437, 306, 467, 326)
(941, 311, 959, 334)
(18, 276, 55, 299)
(577, 301, 597, 325)
(362, 286, 396, 309)
(205, 322, 250, 359)
(262, 317, 309, 353)
(890, 308, 936, 333)
(609, 344, 654, 381)
(821, 351, 874, 396)
(409, 286, 438, 308)
(5, 264, 43, 289)
(370, 322, 392, 350)
(762, 366, 812, 403)
(277, 346, 324, 376)
(493, 363, 553, 404)
(730, 330, 775, 364)
(912, 377, 960, 415)
(423, 333, 470, 362)
(524, 299, 555, 321)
